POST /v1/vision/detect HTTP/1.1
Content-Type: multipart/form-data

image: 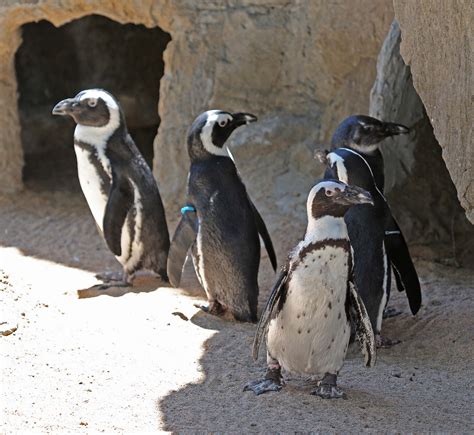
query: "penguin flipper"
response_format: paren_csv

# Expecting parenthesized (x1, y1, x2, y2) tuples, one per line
(167, 209, 198, 288)
(248, 198, 277, 271)
(252, 264, 289, 360)
(384, 216, 422, 315)
(103, 175, 134, 257)
(348, 281, 376, 368)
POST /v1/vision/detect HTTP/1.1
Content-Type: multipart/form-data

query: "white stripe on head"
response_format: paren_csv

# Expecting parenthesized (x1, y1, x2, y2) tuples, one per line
(200, 110, 233, 157)
(74, 89, 121, 149)
(307, 180, 347, 207)
(327, 152, 348, 183)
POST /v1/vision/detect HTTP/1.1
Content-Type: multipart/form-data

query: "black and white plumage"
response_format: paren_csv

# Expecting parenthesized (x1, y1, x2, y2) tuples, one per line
(321, 144, 421, 344)
(167, 110, 277, 322)
(330, 115, 409, 191)
(52, 89, 170, 287)
(245, 180, 376, 399)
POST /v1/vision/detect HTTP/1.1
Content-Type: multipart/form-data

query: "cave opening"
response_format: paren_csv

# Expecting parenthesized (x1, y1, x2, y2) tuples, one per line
(15, 14, 171, 192)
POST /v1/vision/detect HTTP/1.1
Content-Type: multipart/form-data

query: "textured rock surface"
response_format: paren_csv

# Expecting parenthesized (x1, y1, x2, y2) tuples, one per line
(393, 0, 473, 223)
(370, 20, 474, 267)
(0, 1, 393, 207)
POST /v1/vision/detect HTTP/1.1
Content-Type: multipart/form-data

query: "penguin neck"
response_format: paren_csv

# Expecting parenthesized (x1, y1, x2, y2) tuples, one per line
(305, 215, 348, 243)
(74, 110, 123, 150)
(349, 142, 380, 156)
(188, 138, 231, 162)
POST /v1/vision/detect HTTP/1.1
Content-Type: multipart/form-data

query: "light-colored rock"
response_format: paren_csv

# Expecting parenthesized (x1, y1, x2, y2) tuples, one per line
(393, 0, 474, 223)
(370, 20, 474, 267)
(0, 0, 393, 220)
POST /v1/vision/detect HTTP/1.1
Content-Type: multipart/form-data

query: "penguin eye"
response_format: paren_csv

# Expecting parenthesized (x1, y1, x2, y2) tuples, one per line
(88, 99, 98, 108)
(218, 119, 228, 128)
(325, 189, 334, 197)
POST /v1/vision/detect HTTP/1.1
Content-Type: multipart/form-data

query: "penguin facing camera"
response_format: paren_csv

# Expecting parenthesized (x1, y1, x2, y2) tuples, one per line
(167, 110, 277, 322)
(52, 89, 170, 288)
(245, 179, 376, 399)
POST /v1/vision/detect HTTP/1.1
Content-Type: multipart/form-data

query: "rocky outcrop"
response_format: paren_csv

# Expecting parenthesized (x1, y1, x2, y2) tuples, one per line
(0, 0, 394, 261)
(370, 20, 474, 267)
(393, 0, 473, 223)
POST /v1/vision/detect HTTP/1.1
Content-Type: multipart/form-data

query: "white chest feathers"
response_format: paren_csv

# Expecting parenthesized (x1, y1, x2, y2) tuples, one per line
(74, 144, 111, 231)
(267, 244, 351, 377)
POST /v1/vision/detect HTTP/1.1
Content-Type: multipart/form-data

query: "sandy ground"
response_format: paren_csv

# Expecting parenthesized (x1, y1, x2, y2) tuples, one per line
(1, 187, 473, 433)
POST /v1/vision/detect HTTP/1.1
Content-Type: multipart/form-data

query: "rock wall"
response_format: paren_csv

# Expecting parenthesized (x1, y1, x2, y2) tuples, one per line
(0, 0, 393, 256)
(370, 20, 474, 267)
(393, 0, 473, 224)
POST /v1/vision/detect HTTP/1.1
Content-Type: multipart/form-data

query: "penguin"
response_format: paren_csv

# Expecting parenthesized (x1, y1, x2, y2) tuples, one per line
(327, 115, 421, 314)
(319, 146, 421, 346)
(52, 89, 170, 287)
(329, 114, 410, 191)
(244, 180, 376, 399)
(166, 110, 277, 322)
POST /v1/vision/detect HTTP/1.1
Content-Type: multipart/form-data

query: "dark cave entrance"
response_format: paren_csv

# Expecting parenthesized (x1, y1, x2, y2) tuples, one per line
(15, 15, 171, 192)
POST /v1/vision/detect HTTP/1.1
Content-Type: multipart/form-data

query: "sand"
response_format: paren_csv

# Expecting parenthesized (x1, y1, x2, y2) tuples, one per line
(1, 188, 473, 433)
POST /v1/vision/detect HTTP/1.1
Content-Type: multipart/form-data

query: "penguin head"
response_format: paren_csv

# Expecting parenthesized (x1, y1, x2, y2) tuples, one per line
(53, 89, 124, 145)
(331, 115, 409, 154)
(187, 110, 257, 160)
(307, 179, 373, 219)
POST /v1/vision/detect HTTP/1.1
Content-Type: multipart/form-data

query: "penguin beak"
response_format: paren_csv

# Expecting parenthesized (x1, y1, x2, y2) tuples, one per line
(231, 112, 258, 127)
(336, 185, 374, 206)
(383, 122, 410, 136)
(52, 98, 76, 116)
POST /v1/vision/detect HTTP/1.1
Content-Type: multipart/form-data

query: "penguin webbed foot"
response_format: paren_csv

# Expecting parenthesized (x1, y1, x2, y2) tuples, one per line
(376, 335, 401, 348)
(244, 367, 283, 396)
(199, 300, 226, 316)
(95, 270, 124, 283)
(94, 281, 132, 291)
(383, 307, 403, 319)
(244, 379, 282, 395)
(310, 373, 347, 400)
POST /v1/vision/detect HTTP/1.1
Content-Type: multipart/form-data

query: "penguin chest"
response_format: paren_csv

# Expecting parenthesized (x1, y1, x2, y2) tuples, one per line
(267, 246, 351, 377)
(74, 145, 111, 231)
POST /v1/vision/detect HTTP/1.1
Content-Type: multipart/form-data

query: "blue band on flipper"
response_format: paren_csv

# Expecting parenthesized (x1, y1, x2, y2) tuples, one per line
(181, 205, 196, 214)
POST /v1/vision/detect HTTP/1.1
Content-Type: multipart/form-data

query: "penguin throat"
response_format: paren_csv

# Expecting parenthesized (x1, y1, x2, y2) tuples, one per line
(349, 142, 379, 155)
(74, 108, 121, 148)
(305, 215, 348, 242)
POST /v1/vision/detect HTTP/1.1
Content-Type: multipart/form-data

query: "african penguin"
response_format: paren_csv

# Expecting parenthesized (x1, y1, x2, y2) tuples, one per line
(52, 89, 170, 287)
(330, 114, 409, 191)
(245, 179, 376, 399)
(320, 146, 421, 347)
(166, 110, 277, 322)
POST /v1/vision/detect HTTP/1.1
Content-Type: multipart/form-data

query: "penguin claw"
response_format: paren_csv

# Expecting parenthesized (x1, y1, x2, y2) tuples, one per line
(383, 307, 403, 319)
(311, 384, 347, 400)
(243, 379, 282, 396)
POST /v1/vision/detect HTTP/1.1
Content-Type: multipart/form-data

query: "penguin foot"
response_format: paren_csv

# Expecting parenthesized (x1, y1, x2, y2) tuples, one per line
(244, 367, 283, 395)
(244, 379, 282, 395)
(311, 384, 346, 400)
(310, 373, 346, 399)
(94, 281, 132, 291)
(383, 307, 403, 319)
(199, 301, 226, 317)
(376, 335, 401, 348)
(95, 271, 123, 283)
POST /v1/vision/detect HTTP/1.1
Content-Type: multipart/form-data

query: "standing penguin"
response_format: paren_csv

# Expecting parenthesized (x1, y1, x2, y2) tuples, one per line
(167, 110, 277, 322)
(245, 180, 376, 399)
(320, 144, 421, 345)
(52, 89, 170, 287)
